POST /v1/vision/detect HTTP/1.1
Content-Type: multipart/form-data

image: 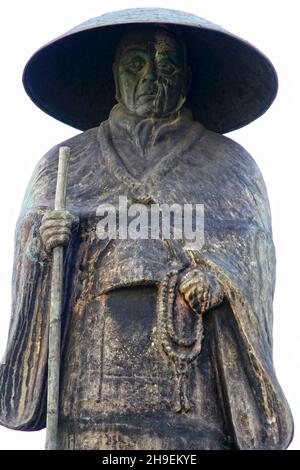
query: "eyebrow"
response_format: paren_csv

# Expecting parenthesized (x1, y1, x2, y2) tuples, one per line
(121, 48, 179, 58)
(118, 45, 183, 67)
(120, 44, 148, 54)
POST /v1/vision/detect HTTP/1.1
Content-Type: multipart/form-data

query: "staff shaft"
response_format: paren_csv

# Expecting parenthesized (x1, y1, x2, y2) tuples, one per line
(45, 146, 70, 450)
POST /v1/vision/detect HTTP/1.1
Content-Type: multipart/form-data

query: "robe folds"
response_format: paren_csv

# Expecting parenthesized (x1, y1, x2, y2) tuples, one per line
(0, 105, 293, 449)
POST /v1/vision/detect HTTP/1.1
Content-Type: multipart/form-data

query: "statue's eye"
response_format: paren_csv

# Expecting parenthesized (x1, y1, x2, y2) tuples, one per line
(157, 61, 176, 75)
(127, 58, 144, 72)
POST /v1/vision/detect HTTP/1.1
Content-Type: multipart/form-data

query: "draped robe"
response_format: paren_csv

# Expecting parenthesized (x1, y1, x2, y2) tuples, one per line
(0, 105, 293, 449)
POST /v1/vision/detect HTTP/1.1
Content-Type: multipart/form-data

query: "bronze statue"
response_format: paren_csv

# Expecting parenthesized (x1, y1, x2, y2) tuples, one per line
(0, 8, 293, 449)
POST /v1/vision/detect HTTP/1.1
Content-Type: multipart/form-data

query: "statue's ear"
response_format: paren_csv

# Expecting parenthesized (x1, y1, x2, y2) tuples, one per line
(113, 62, 120, 102)
(184, 65, 192, 96)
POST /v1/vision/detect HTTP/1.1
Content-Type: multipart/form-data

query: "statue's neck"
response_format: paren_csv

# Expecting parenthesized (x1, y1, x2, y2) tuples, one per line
(106, 103, 196, 177)
(108, 103, 193, 152)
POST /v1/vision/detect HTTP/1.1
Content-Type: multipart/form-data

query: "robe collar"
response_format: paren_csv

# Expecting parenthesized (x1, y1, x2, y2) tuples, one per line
(97, 104, 204, 202)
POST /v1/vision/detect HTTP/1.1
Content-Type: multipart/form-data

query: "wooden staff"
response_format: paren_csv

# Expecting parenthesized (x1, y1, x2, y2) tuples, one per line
(45, 146, 70, 450)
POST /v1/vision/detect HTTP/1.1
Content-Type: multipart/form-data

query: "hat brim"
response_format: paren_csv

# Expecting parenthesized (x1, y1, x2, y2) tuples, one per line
(22, 8, 278, 133)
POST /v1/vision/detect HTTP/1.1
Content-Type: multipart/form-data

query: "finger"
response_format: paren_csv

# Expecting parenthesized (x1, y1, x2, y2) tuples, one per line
(204, 283, 210, 311)
(184, 282, 202, 301)
(42, 210, 63, 221)
(187, 288, 195, 302)
(40, 219, 72, 232)
(185, 287, 198, 309)
(179, 270, 203, 288)
(183, 289, 194, 309)
(179, 279, 193, 293)
(197, 288, 204, 314)
(202, 289, 210, 314)
(41, 217, 74, 228)
(41, 210, 76, 224)
(180, 276, 203, 294)
(191, 297, 200, 314)
(46, 234, 70, 251)
(42, 218, 74, 229)
(40, 220, 71, 235)
(180, 269, 199, 282)
(185, 287, 202, 314)
(41, 227, 71, 242)
(40, 224, 71, 238)
(196, 289, 205, 314)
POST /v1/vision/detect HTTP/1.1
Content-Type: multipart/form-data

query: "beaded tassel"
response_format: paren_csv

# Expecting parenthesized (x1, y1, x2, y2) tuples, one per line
(157, 270, 204, 413)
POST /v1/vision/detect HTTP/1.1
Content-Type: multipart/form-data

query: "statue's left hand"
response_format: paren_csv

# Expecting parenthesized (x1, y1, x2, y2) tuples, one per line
(178, 269, 224, 315)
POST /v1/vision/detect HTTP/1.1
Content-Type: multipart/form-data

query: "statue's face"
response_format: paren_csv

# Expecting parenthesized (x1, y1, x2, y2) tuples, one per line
(114, 28, 190, 118)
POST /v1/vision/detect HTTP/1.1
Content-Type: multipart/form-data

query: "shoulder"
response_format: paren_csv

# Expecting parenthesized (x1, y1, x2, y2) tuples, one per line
(21, 127, 100, 213)
(38, 127, 99, 170)
(208, 129, 260, 170)
(190, 126, 264, 181)
(185, 125, 271, 212)
(200, 128, 272, 222)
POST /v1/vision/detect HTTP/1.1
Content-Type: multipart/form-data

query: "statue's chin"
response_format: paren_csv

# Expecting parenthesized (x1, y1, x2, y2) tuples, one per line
(135, 108, 180, 119)
(134, 99, 162, 118)
(119, 98, 179, 119)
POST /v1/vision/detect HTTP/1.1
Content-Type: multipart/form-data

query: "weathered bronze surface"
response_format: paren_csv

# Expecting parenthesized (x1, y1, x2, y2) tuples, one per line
(0, 8, 293, 450)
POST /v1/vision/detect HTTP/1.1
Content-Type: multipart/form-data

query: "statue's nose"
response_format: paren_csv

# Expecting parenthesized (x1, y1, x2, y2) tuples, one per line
(141, 60, 156, 82)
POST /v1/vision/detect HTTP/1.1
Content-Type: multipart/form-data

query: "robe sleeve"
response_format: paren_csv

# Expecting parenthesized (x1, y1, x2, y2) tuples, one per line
(0, 142, 67, 430)
(198, 247, 293, 450)
(0, 129, 100, 432)
(190, 140, 294, 449)
(0, 209, 51, 430)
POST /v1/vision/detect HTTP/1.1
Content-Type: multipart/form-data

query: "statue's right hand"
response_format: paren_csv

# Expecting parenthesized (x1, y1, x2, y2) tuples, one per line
(39, 210, 78, 252)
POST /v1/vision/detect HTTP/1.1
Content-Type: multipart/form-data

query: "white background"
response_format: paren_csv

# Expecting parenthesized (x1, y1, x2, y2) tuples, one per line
(0, 0, 299, 450)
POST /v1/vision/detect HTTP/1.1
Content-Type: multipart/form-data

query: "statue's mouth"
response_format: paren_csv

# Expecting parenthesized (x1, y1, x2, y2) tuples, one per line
(137, 85, 158, 99)
(137, 93, 157, 102)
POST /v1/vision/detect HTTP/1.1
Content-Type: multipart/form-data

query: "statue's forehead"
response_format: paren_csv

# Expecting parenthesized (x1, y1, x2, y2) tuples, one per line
(117, 28, 180, 54)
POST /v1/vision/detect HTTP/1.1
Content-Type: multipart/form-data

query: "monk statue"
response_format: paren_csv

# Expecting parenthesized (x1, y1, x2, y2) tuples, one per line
(0, 8, 293, 449)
